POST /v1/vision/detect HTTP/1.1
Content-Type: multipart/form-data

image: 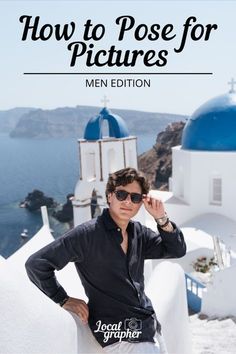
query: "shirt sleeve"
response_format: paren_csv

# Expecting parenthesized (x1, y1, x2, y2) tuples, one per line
(142, 221, 186, 259)
(25, 225, 89, 304)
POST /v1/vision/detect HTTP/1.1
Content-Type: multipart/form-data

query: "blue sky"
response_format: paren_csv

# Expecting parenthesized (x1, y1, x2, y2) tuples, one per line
(0, 0, 236, 115)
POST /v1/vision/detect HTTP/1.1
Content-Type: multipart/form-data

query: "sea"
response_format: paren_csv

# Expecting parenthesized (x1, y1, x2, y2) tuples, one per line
(0, 133, 156, 258)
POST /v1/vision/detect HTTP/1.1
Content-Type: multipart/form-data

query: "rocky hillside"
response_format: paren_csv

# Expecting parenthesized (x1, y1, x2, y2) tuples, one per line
(0, 107, 35, 133)
(138, 121, 185, 190)
(7, 105, 187, 138)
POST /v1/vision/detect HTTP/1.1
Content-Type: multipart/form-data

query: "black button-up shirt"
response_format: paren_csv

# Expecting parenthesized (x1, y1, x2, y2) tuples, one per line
(25, 208, 186, 348)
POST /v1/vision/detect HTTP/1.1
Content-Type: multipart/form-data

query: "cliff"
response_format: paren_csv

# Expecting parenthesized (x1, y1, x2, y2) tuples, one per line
(0, 107, 35, 133)
(138, 121, 185, 190)
(8, 105, 187, 138)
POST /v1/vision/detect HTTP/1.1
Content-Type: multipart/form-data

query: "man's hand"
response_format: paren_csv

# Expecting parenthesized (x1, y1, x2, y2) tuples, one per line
(143, 195, 166, 219)
(62, 297, 89, 324)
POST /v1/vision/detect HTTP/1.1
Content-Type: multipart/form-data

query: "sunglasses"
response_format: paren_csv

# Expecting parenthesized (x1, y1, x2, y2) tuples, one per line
(114, 190, 143, 204)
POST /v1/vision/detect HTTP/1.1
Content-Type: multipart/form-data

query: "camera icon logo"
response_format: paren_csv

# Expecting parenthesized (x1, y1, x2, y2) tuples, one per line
(124, 318, 142, 331)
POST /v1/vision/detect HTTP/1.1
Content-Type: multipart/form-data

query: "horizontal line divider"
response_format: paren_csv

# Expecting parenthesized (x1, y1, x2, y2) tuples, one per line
(23, 72, 213, 75)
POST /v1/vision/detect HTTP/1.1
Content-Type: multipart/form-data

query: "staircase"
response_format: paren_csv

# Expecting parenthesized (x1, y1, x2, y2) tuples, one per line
(189, 314, 236, 354)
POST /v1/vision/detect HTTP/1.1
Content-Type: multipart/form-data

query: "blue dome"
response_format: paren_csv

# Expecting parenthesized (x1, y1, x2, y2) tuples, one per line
(84, 107, 129, 140)
(181, 92, 236, 151)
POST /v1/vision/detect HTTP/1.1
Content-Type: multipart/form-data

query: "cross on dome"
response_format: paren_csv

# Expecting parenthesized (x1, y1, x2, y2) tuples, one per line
(228, 78, 236, 93)
(101, 95, 110, 108)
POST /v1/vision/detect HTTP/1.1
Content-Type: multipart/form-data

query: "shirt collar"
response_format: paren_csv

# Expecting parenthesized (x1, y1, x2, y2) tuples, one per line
(101, 208, 120, 230)
(101, 208, 134, 234)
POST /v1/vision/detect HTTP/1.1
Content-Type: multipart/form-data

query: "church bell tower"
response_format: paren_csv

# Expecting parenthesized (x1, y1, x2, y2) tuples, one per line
(73, 103, 138, 226)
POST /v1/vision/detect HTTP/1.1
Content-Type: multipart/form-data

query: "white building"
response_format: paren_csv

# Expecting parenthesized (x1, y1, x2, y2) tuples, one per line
(170, 88, 236, 224)
(149, 84, 236, 317)
(73, 106, 138, 225)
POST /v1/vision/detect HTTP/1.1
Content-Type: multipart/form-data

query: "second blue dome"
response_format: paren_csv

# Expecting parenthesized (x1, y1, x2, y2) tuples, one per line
(181, 92, 236, 151)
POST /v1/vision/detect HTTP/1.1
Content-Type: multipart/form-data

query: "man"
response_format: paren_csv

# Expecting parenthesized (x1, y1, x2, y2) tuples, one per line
(25, 167, 186, 353)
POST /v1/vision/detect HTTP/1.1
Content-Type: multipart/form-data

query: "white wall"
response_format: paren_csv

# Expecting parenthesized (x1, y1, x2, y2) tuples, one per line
(202, 264, 236, 317)
(0, 226, 78, 354)
(172, 147, 236, 222)
(153, 248, 214, 275)
(0, 255, 6, 264)
(146, 261, 192, 354)
(172, 146, 192, 205)
(123, 138, 138, 168)
(101, 139, 124, 174)
(143, 189, 197, 229)
(79, 141, 100, 182)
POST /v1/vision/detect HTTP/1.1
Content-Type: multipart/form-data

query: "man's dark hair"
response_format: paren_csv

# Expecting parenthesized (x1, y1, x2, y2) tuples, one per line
(105, 167, 150, 203)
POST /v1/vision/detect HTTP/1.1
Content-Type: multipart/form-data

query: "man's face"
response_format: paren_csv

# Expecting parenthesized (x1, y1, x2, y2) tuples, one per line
(108, 180, 143, 222)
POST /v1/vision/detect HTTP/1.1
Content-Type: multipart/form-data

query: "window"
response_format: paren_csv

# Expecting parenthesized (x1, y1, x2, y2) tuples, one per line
(86, 151, 96, 181)
(128, 148, 135, 167)
(108, 148, 116, 173)
(210, 177, 222, 205)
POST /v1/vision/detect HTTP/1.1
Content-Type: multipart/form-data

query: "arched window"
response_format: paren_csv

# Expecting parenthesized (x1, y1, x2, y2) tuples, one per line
(90, 189, 101, 218)
(86, 151, 96, 181)
(128, 148, 135, 166)
(108, 148, 116, 173)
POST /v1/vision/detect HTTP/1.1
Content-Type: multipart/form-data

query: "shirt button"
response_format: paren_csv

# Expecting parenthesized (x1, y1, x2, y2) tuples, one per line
(117, 228, 121, 231)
